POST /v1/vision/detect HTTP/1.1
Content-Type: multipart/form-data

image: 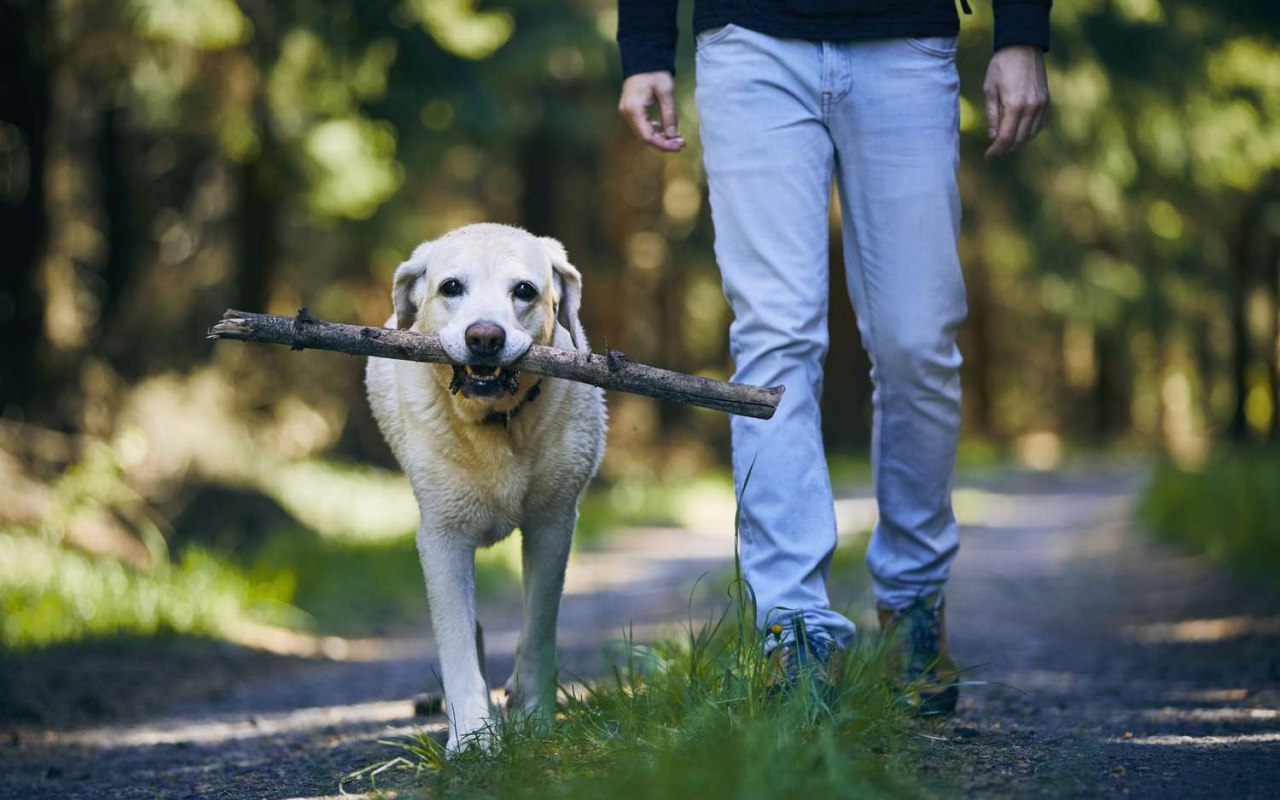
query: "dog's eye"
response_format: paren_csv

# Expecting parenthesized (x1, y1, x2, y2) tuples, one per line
(439, 278, 464, 298)
(512, 282, 538, 302)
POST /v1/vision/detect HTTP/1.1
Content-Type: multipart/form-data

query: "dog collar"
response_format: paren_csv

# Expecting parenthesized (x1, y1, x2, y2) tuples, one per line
(482, 379, 543, 430)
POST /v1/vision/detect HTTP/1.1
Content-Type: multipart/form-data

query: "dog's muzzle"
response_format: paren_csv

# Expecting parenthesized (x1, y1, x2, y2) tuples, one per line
(450, 364, 522, 399)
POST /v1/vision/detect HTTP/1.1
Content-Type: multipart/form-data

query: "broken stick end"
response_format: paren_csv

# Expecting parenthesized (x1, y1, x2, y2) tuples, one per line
(208, 317, 251, 339)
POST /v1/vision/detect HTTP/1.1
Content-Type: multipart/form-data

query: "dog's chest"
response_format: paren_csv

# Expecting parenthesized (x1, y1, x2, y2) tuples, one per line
(427, 440, 540, 543)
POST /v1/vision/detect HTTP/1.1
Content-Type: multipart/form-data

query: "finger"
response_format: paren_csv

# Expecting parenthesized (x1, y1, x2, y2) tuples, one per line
(646, 121, 685, 152)
(985, 97, 1021, 160)
(624, 97, 655, 139)
(657, 87, 679, 140)
(984, 81, 1000, 141)
(638, 118, 686, 152)
(621, 94, 685, 152)
(1012, 103, 1037, 150)
(622, 98, 661, 147)
(1031, 100, 1050, 138)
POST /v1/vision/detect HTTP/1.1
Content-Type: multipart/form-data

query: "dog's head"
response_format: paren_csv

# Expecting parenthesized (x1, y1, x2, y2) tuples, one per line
(391, 223, 586, 400)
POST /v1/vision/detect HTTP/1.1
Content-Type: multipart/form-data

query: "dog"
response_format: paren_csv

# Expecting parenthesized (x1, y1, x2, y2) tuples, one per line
(365, 223, 606, 751)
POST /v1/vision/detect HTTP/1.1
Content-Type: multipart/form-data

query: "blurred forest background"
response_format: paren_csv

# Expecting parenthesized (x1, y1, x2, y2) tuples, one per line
(2, 0, 1279, 656)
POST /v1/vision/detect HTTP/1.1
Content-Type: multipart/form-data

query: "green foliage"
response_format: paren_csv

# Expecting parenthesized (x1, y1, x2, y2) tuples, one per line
(0, 441, 734, 650)
(1140, 452, 1280, 585)
(0, 436, 300, 650)
(574, 472, 732, 543)
(0, 530, 298, 650)
(244, 529, 516, 636)
(349, 602, 920, 800)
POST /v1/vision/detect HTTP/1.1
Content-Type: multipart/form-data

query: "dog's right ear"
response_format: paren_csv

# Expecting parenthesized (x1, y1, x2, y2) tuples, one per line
(392, 242, 432, 330)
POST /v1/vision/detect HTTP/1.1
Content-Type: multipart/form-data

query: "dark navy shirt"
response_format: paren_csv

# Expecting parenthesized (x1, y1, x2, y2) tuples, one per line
(618, 0, 1052, 77)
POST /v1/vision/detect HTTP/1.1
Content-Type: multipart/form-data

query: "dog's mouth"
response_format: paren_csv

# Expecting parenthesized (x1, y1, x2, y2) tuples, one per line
(450, 364, 521, 399)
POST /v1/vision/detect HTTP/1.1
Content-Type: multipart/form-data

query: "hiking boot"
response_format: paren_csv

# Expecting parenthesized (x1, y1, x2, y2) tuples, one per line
(878, 592, 959, 717)
(766, 616, 838, 700)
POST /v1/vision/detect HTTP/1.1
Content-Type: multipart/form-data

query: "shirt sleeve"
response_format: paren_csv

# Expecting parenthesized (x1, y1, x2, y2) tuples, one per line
(617, 0, 680, 78)
(992, 0, 1052, 51)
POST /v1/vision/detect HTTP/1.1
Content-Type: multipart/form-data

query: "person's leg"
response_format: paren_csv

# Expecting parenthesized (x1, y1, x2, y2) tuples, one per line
(827, 36, 967, 611)
(695, 25, 856, 651)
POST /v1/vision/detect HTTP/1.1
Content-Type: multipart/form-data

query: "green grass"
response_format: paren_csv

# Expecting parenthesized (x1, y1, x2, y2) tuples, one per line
(0, 523, 520, 650)
(0, 530, 300, 650)
(347, 495, 926, 800)
(0, 443, 503, 649)
(1141, 450, 1280, 587)
(349, 596, 924, 800)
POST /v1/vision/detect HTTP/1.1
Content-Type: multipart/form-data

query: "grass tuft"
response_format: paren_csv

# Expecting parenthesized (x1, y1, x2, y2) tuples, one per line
(0, 531, 299, 650)
(1140, 451, 1280, 587)
(348, 476, 924, 800)
(348, 615, 921, 800)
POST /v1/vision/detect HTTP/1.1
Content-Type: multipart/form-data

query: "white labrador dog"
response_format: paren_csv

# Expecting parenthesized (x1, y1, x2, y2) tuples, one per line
(365, 223, 605, 751)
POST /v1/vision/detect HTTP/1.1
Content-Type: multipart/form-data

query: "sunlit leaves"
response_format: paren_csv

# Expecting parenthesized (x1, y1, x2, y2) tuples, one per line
(1146, 200, 1184, 241)
(1135, 103, 1188, 178)
(268, 30, 400, 137)
(1190, 98, 1277, 192)
(1208, 37, 1280, 105)
(1048, 61, 1110, 145)
(262, 30, 404, 217)
(402, 0, 515, 60)
(1112, 0, 1164, 25)
(131, 0, 251, 50)
(304, 119, 404, 219)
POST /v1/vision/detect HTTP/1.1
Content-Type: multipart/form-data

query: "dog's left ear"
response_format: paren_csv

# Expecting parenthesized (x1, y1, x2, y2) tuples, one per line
(392, 241, 432, 330)
(540, 236, 587, 351)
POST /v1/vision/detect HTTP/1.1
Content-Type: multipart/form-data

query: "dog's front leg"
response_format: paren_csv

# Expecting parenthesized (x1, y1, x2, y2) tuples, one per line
(417, 529, 492, 752)
(505, 511, 574, 719)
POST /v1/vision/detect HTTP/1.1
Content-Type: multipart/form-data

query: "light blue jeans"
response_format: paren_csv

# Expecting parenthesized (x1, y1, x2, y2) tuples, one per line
(695, 25, 966, 651)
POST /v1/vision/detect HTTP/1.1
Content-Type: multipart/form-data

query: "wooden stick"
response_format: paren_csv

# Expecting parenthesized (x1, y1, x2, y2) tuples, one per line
(208, 309, 784, 420)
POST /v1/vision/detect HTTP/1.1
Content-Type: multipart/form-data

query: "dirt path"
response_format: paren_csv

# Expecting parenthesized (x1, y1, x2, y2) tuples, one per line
(3, 466, 1278, 798)
(941, 468, 1280, 797)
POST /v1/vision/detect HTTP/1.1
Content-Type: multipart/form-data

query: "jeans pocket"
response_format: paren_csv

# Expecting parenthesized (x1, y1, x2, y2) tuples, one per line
(695, 23, 737, 52)
(904, 36, 959, 58)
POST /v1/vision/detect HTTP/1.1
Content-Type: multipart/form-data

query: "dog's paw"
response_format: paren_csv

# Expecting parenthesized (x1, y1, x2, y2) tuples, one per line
(503, 678, 549, 715)
(445, 700, 498, 755)
(446, 728, 496, 755)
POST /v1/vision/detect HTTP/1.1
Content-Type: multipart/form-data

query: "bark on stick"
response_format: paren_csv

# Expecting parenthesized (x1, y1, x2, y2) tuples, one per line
(208, 309, 784, 420)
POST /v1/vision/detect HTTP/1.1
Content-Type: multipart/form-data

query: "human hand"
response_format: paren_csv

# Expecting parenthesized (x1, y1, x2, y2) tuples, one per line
(983, 45, 1050, 160)
(618, 71, 686, 152)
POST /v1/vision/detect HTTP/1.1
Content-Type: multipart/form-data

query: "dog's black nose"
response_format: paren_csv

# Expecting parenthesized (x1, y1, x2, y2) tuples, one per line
(465, 322, 505, 358)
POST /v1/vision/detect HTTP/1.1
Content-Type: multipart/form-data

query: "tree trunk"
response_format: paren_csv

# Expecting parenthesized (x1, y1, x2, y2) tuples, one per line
(237, 151, 280, 313)
(822, 220, 873, 451)
(0, 0, 51, 415)
(234, 0, 283, 314)
(96, 107, 134, 328)
(1093, 328, 1131, 439)
(1267, 219, 1280, 446)
(963, 256, 996, 438)
(1227, 197, 1258, 444)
